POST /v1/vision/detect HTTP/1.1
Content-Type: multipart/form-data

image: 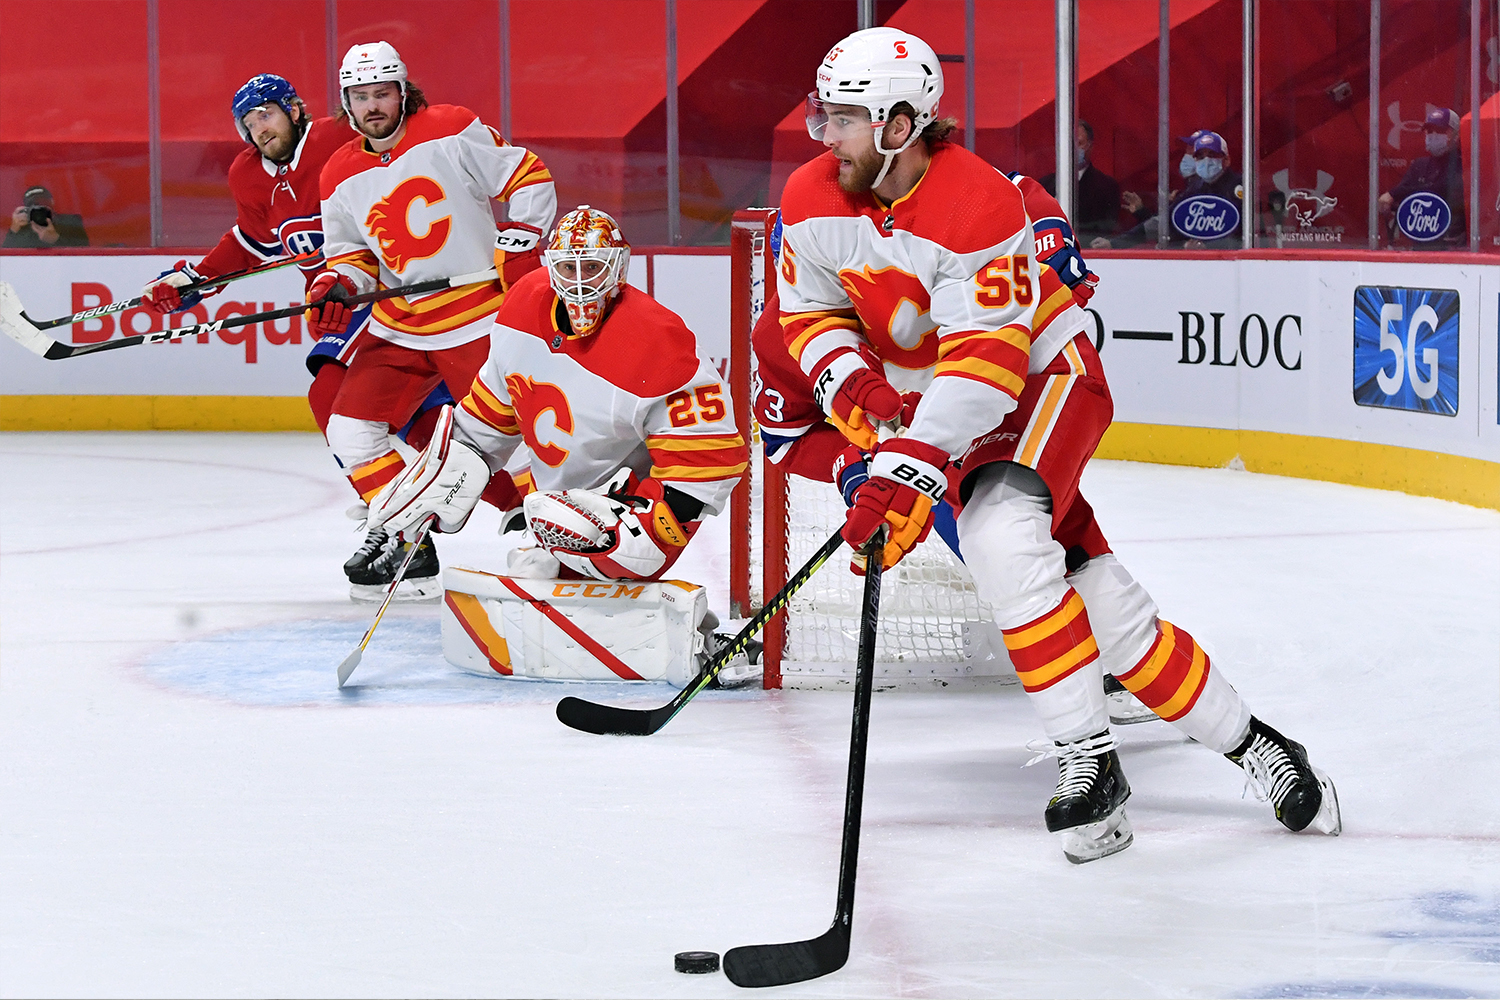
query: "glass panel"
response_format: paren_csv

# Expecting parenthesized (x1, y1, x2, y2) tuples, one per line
(512, 0, 668, 244)
(970, 0, 1057, 195)
(1373, 0, 1474, 250)
(1076, 0, 1160, 249)
(1256, 0, 1370, 249)
(1477, 1, 1500, 252)
(159, 0, 328, 247)
(0, 0, 150, 247)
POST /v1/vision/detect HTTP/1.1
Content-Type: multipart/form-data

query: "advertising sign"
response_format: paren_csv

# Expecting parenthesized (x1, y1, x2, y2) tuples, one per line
(1352, 285, 1460, 415)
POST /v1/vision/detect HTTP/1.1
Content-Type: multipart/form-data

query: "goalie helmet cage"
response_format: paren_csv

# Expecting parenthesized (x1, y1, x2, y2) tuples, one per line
(727, 209, 1016, 691)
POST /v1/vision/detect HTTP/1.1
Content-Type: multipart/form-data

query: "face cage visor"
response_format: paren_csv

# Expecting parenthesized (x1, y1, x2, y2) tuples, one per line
(545, 247, 629, 334)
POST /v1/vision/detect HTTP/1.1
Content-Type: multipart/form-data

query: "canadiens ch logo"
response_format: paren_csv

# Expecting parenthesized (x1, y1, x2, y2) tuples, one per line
(505, 374, 574, 468)
(275, 214, 325, 267)
(365, 175, 452, 273)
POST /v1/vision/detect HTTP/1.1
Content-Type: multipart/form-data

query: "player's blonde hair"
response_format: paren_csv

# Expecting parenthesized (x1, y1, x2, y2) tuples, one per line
(889, 101, 959, 147)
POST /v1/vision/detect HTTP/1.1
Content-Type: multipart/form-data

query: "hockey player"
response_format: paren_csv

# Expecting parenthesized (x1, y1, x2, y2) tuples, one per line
(137, 73, 459, 601)
(752, 183, 1147, 724)
(309, 41, 555, 600)
(776, 27, 1339, 862)
(359, 206, 751, 681)
(364, 205, 746, 577)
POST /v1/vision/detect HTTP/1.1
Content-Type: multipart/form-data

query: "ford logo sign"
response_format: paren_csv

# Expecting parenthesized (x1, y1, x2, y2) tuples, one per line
(1395, 192, 1452, 242)
(1171, 195, 1241, 240)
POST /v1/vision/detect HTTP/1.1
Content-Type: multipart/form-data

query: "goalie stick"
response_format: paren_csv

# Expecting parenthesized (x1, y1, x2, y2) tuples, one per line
(18, 251, 320, 331)
(0, 267, 499, 361)
(337, 515, 437, 689)
(553, 528, 847, 736)
(722, 530, 884, 988)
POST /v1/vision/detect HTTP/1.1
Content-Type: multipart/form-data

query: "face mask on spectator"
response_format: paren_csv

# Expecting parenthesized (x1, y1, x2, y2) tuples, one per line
(1425, 133, 1450, 156)
(1179, 153, 1196, 178)
(1196, 157, 1224, 182)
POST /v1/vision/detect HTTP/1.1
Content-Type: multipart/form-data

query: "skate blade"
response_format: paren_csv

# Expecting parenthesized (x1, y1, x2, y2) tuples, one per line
(1107, 696, 1159, 725)
(1060, 806, 1134, 864)
(1307, 768, 1342, 836)
(349, 578, 442, 604)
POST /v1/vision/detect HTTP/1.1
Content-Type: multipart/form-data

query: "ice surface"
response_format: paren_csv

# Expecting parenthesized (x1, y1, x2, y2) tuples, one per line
(2, 432, 1498, 999)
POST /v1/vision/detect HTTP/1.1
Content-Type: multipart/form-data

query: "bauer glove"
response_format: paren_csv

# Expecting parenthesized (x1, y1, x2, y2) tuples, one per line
(842, 437, 948, 573)
(810, 345, 902, 451)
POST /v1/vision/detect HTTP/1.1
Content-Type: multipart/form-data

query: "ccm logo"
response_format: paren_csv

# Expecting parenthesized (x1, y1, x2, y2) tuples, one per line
(888, 461, 944, 499)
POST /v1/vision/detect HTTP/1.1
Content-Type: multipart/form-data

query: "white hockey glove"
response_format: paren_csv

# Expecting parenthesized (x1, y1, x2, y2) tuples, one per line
(523, 478, 695, 581)
(367, 405, 489, 536)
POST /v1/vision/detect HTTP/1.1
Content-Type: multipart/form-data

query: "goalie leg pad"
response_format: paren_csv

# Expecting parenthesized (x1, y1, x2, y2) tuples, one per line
(441, 567, 709, 686)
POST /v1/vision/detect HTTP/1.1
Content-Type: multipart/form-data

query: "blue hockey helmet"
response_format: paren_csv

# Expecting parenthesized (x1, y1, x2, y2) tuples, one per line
(232, 74, 304, 141)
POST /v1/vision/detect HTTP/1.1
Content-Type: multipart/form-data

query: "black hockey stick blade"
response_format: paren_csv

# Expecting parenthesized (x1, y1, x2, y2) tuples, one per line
(722, 924, 849, 989)
(554, 528, 847, 736)
(722, 530, 884, 988)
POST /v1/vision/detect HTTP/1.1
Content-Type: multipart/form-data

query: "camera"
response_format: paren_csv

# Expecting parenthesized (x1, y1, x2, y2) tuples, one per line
(27, 205, 53, 228)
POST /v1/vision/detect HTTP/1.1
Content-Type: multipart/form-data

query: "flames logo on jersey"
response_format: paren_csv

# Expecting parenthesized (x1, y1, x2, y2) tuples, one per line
(505, 374, 574, 468)
(365, 176, 452, 273)
(838, 265, 939, 370)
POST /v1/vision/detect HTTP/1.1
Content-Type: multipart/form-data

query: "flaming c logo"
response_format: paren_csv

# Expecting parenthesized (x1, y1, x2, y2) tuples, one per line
(365, 176, 452, 273)
(838, 265, 939, 370)
(505, 374, 574, 467)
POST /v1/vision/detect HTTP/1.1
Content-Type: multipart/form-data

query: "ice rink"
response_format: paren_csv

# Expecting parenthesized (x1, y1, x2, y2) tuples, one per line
(2, 431, 1498, 999)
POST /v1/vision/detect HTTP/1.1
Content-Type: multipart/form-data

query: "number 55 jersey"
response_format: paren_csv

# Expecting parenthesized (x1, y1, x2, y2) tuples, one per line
(776, 142, 1090, 462)
(451, 268, 749, 516)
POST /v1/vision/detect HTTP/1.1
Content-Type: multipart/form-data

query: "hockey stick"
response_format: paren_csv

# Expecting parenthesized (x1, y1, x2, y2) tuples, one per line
(20, 251, 320, 332)
(554, 528, 847, 736)
(337, 515, 437, 689)
(722, 530, 884, 988)
(0, 266, 499, 361)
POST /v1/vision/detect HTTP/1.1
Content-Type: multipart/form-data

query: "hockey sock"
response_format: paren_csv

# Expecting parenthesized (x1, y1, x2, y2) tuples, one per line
(349, 448, 406, 502)
(1002, 588, 1108, 741)
(1115, 619, 1251, 753)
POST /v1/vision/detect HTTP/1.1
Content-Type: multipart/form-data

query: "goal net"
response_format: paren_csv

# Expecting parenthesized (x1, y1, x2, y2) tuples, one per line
(727, 209, 1016, 690)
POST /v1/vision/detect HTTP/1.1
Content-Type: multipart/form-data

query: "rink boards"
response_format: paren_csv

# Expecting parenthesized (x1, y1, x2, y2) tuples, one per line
(1, 250, 1496, 508)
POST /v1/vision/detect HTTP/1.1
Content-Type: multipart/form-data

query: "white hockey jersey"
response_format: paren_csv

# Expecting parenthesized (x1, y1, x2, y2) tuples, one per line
(320, 104, 556, 349)
(452, 270, 748, 516)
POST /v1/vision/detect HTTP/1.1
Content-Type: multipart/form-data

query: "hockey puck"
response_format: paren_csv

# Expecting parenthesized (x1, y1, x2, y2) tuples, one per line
(674, 950, 720, 975)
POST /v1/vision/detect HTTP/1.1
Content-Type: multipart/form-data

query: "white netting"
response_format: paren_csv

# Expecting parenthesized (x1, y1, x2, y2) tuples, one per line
(739, 213, 1013, 687)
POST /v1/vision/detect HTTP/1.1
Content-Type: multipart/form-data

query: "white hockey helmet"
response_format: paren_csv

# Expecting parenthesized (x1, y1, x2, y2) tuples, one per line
(339, 41, 409, 133)
(545, 206, 631, 337)
(808, 27, 943, 186)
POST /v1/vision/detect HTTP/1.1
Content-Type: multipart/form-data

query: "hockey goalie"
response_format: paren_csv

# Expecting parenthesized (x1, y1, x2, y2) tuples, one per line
(362, 206, 751, 688)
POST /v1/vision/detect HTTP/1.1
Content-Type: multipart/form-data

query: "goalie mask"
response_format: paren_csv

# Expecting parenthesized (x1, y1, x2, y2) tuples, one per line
(545, 206, 631, 337)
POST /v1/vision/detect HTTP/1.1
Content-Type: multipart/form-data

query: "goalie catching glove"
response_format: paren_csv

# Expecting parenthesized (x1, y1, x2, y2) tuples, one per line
(523, 477, 697, 581)
(366, 405, 490, 536)
(842, 437, 949, 572)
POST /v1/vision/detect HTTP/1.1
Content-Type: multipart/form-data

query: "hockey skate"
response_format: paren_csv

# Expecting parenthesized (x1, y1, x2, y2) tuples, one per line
(1033, 731, 1133, 864)
(1104, 673, 1157, 725)
(707, 633, 764, 689)
(346, 528, 441, 603)
(1226, 717, 1341, 835)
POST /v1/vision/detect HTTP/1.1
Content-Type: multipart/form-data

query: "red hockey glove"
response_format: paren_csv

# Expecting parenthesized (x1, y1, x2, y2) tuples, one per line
(141, 260, 207, 315)
(1071, 271, 1100, 307)
(494, 223, 545, 292)
(305, 271, 357, 337)
(810, 346, 902, 451)
(842, 437, 949, 572)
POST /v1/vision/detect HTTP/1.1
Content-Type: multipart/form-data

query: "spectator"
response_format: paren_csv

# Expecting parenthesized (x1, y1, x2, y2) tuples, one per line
(1041, 121, 1122, 243)
(1168, 131, 1244, 249)
(1092, 130, 1203, 249)
(5, 186, 89, 248)
(1379, 107, 1466, 247)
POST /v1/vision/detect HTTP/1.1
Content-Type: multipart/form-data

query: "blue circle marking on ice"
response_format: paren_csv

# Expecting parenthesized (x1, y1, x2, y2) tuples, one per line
(1171, 194, 1241, 240)
(1396, 192, 1452, 242)
(138, 616, 757, 708)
